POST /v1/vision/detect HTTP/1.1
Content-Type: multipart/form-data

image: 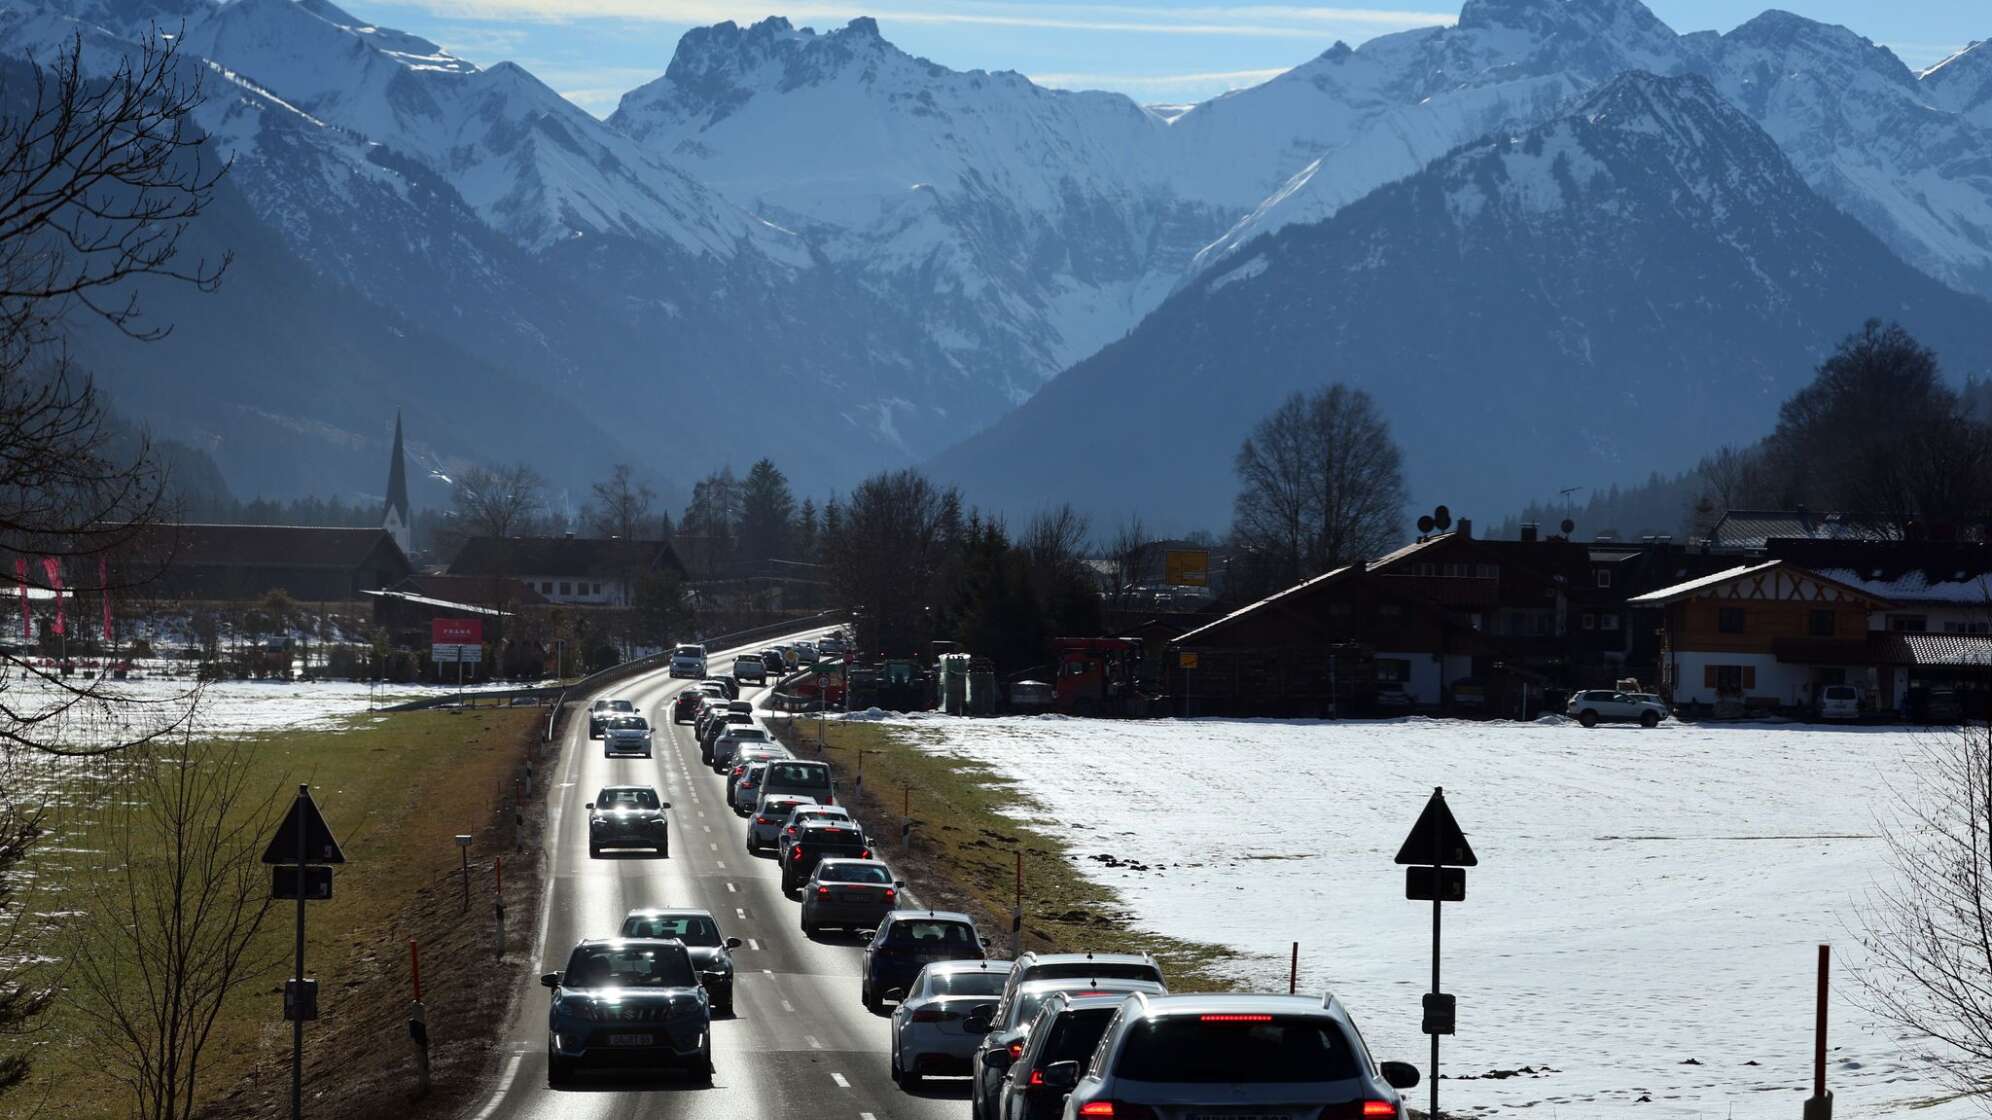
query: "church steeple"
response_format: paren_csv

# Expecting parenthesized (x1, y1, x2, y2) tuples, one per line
(382, 411, 411, 555)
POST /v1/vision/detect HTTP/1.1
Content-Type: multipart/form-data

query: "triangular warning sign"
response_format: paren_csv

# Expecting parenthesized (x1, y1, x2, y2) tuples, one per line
(1394, 788, 1476, 867)
(262, 787, 346, 865)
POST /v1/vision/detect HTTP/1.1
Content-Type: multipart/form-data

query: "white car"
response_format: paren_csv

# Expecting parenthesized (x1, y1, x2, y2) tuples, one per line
(795, 641, 819, 661)
(1566, 689, 1667, 728)
(601, 715, 654, 758)
(891, 960, 1015, 1089)
(669, 644, 707, 679)
(748, 794, 818, 854)
(711, 725, 774, 771)
(1818, 684, 1860, 721)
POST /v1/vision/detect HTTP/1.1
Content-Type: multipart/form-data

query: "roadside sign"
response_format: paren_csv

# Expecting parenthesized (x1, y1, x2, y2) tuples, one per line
(431, 643, 483, 663)
(284, 978, 319, 1022)
(1393, 788, 1477, 866)
(262, 787, 346, 865)
(273, 865, 334, 900)
(1422, 993, 1456, 1035)
(1178, 651, 1199, 670)
(431, 617, 483, 645)
(1164, 549, 1210, 587)
(1406, 866, 1465, 902)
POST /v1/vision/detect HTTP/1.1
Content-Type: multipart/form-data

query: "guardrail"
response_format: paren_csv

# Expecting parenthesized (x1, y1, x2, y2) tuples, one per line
(540, 609, 850, 743)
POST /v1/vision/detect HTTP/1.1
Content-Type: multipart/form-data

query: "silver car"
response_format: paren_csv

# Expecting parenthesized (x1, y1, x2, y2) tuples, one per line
(587, 786, 669, 857)
(777, 804, 856, 861)
(1054, 992, 1419, 1119)
(709, 721, 769, 771)
(542, 938, 712, 1086)
(799, 857, 900, 935)
(890, 959, 1014, 1088)
(600, 714, 653, 758)
(1566, 689, 1668, 728)
(748, 794, 818, 854)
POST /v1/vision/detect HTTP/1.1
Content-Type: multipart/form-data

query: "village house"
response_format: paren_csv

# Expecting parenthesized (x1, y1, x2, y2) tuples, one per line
(446, 535, 685, 607)
(134, 524, 413, 602)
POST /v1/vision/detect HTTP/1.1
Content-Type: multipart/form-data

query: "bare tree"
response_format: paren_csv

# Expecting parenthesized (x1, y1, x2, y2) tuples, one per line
(0, 751, 54, 1098)
(1232, 393, 1313, 585)
(1103, 513, 1146, 613)
(824, 469, 951, 655)
(65, 742, 281, 1120)
(584, 463, 655, 541)
(451, 462, 545, 540)
(1232, 386, 1405, 588)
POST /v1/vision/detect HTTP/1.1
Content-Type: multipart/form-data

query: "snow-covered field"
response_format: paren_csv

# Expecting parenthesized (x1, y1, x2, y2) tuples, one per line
(882, 713, 1968, 1118)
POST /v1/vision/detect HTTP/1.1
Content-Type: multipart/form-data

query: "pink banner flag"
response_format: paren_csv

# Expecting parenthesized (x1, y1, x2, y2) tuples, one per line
(41, 557, 62, 637)
(13, 558, 26, 641)
(100, 554, 112, 642)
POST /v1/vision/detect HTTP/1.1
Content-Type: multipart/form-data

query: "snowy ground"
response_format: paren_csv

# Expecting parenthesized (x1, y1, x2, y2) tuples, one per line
(875, 712, 1970, 1119)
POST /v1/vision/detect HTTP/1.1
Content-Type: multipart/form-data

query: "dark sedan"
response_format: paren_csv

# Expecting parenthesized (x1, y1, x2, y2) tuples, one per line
(620, 908, 744, 1015)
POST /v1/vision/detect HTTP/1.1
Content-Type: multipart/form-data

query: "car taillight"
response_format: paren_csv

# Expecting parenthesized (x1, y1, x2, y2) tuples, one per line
(1079, 1105, 1153, 1120)
(1199, 1014, 1273, 1022)
(883, 889, 896, 900)
(816, 887, 831, 896)
(785, 827, 797, 836)
(1008, 1041, 1024, 1060)
(1028, 1070, 1043, 1087)
(860, 849, 873, 859)
(1362, 1103, 1397, 1119)
(791, 848, 804, 860)
(757, 816, 772, 825)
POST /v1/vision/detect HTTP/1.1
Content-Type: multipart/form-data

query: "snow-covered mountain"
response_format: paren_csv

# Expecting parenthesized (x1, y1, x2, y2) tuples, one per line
(929, 72, 1992, 528)
(611, 16, 1227, 401)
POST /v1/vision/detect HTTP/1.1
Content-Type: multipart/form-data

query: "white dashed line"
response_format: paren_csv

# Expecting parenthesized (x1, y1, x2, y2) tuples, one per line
(702, 825, 712, 834)
(716, 861, 726, 869)
(735, 907, 747, 920)
(781, 999, 794, 1012)
(747, 938, 761, 951)
(861, 1113, 877, 1120)
(806, 1034, 825, 1051)
(830, 1071, 848, 1087)
(725, 882, 737, 893)
(709, 842, 718, 851)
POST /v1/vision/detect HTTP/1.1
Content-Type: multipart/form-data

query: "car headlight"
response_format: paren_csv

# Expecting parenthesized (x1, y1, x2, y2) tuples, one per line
(557, 998, 599, 1022)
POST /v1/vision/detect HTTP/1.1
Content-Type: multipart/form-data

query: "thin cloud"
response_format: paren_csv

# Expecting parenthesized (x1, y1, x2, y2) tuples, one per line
(373, 0, 1455, 39)
(1030, 66, 1292, 91)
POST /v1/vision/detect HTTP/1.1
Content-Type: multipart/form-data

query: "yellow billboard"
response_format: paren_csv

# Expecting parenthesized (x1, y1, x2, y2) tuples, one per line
(1164, 549, 1210, 587)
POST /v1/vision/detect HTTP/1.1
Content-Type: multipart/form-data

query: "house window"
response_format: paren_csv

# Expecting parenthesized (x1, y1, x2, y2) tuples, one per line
(559, 581, 572, 595)
(1808, 610, 1835, 637)
(1944, 620, 1992, 635)
(1706, 664, 1756, 693)
(540, 581, 553, 593)
(1581, 611, 1597, 631)
(1718, 607, 1745, 633)
(1376, 658, 1410, 683)
(591, 582, 603, 595)
(1601, 613, 1621, 631)
(1595, 569, 1612, 589)
(1890, 614, 1928, 633)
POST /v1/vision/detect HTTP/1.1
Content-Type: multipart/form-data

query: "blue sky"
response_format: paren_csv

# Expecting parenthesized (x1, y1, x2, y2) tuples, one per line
(349, 0, 1989, 116)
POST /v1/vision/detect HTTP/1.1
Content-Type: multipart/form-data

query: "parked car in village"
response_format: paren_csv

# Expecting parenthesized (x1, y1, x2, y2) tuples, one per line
(618, 908, 744, 1016)
(1008, 680, 1055, 713)
(587, 698, 635, 738)
(890, 959, 1014, 1088)
(800, 857, 901, 935)
(1817, 684, 1861, 721)
(587, 785, 670, 857)
(600, 714, 653, 759)
(734, 654, 768, 685)
(861, 910, 988, 1012)
(1052, 992, 1418, 1119)
(668, 644, 707, 679)
(1566, 689, 1667, 728)
(541, 938, 712, 1085)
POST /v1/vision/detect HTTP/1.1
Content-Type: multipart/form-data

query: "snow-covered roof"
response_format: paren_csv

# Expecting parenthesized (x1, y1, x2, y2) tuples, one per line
(1175, 564, 1357, 645)
(1875, 632, 1992, 667)
(360, 589, 511, 618)
(1627, 560, 1782, 604)
(1813, 568, 1992, 606)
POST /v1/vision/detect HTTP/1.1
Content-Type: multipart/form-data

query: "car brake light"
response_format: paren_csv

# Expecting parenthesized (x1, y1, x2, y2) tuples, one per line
(1028, 1070, 1043, 1087)
(1199, 1014, 1273, 1022)
(883, 889, 896, 899)
(1362, 1104, 1397, 1118)
(861, 849, 873, 859)
(817, 886, 831, 896)
(791, 848, 804, 860)
(1008, 1041, 1023, 1059)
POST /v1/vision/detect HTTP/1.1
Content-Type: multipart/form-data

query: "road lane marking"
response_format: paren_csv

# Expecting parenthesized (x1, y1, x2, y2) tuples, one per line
(781, 999, 794, 1012)
(725, 882, 737, 892)
(747, 938, 760, 951)
(806, 1035, 825, 1050)
(703, 825, 712, 833)
(830, 1071, 848, 1086)
(466, 1055, 523, 1120)
(709, 842, 718, 851)
(861, 1113, 877, 1120)
(716, 861, 726, 869)
(735, 907, 747, 920)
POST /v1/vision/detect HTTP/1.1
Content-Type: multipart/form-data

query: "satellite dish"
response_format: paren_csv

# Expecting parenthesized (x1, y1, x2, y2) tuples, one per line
(1560, 518, 1576, 535)
(1433, 506, 1452, 531)
(1417, 515, 1435, 534)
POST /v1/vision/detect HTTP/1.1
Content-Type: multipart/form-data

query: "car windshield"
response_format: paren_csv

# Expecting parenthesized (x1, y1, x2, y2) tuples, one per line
(1038, 1007, 1118, 1067)
(927, 970, 1008, 997)
(1115, 1016, 1359, 1083)
(597, 789, 660, 811)
(621, 914, 721, 947)
(730, 730, 772, 743)
(562, 945, 695, 988)
(820, 863, 892, 884)
(608, 716, 648, 731)
(769, 763, 830, 787)
(886, 920, 977, 948)
(674, 647, 703, 657)
(1028, 962, 1159, 984)
(792, 809, 848, 826)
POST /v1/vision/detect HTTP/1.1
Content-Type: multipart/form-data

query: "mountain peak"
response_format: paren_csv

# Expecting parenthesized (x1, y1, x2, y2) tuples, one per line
(1458, 0, 1669, 36)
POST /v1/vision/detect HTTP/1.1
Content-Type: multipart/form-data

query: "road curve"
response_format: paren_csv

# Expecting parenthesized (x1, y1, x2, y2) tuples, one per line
(468, 633, 971, 1120)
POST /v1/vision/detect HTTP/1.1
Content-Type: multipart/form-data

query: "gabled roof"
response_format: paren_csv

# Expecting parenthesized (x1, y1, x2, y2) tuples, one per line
(1873, 632, 1992, 667)
(1711, 510, 1894, 550)
(359, 589, 512, 618)
(446, 536, 683, 579)
(392, 574, 548, 606)
(1628, 560, 1894, 607)
(1174, 565, 1357, 645)
(150, 524, 407, 570)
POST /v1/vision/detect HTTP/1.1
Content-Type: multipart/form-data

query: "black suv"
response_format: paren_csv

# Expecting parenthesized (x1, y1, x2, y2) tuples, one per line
(781, 819, 871, 896)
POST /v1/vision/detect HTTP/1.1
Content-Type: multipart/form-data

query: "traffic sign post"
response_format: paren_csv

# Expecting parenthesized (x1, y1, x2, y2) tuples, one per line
(1394, 786, 1476, 1120)
(263, 784, 346, 1120)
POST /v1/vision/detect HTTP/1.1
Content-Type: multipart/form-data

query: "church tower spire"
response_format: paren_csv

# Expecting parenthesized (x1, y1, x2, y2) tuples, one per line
(382, 411, 411, 555)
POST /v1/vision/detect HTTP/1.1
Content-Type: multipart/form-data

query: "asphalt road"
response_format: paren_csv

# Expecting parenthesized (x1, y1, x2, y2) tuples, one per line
(470, 632, 971, 1120)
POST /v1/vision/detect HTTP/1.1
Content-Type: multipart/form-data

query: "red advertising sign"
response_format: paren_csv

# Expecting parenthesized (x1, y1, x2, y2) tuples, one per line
(431, 618, 483, 646)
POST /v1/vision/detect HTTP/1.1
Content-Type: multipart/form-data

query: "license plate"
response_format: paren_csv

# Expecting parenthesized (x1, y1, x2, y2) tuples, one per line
(606, 1033, 653, 1047)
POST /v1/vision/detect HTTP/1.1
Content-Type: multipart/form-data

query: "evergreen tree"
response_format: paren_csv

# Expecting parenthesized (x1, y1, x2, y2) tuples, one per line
(739, 458, 796, 562)
(795, 499, 819, 563)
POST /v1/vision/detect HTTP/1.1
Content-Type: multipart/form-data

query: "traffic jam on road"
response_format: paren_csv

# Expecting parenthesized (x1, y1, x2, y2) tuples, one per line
(526, 630, 1424, 1120)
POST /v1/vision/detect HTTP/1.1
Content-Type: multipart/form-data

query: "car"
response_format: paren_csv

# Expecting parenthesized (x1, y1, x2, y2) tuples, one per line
(782, 818, 872, 897)
(777, 804, 855, 860)
(588, 698, 635, 738)
(996, 991, 1136, 1120)
(818, 637, 845, 657)
(1374, 684, 1415, 710)
(541, 938, 712, 1085)
(734, 655, 768, 685)
(600, 714, 653, 758)
(761, 650, 787, 675)
(1008, 681, 1055, 713)
(748, 794, 818, 854)
(701, 675, 740, 700)
(1817, 683, 1860, 721)
(672, 690, 709, 723)
(587, 786, 670, 857)
(991, 951, 1166, 1026)
(708, 721, 770, 770)
(760, 758, 835, 807)
(693, 697, 745, 741)
(668, 644, 707, 680)
(972, 972, 1167, 1120)
(795, 641, 819, 661)
(1565, 689, 1667, 728)
(727, 750, 788, 814)
(890, 959, 1015, 1088)
(619, 908, 744, 1015)
(1054, 992, 1419, 1120)
(861, 910, 987, 1013)
(800, 857, 901, 935)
